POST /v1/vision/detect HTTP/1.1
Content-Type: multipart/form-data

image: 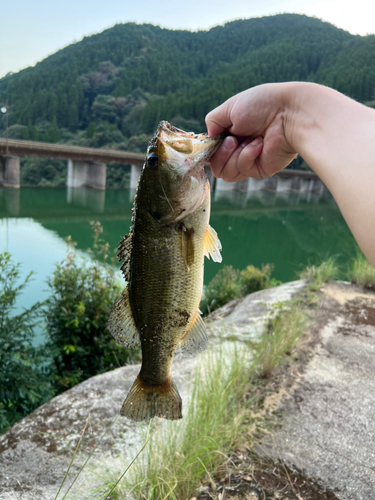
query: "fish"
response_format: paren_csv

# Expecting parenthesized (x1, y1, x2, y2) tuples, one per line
(108, 121, 224, 422)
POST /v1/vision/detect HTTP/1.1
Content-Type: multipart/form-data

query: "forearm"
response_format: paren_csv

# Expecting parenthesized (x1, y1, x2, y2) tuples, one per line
(284, 83, 375, 266)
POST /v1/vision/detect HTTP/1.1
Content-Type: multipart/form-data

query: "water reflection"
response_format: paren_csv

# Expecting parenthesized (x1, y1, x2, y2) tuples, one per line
(0, 188, 20, 216)
(67, 187, 106, 213)
(214, 189, 248, 208)
(0, 187, 356, 338)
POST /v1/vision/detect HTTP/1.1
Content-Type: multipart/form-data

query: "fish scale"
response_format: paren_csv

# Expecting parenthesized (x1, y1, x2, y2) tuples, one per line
(108, 121, 224, 422)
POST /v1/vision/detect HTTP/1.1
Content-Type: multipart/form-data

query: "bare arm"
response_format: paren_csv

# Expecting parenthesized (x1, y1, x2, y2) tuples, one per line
(206, 82, 375, 267)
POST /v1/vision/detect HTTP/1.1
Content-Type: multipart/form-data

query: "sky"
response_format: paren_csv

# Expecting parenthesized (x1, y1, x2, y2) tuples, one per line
(1, 0, 374, 78)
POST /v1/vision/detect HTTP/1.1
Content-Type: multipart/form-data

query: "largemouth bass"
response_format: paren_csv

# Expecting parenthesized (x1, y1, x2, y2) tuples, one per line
(108, 121, 224, 422)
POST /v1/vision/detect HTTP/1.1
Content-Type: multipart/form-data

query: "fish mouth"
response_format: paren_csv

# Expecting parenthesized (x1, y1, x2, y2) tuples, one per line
(154, 121, 224, 173)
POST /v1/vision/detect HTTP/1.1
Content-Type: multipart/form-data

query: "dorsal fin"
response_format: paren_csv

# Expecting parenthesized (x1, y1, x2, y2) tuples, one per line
(203, 225, 222, 263)
(108, 285, 140, 348)
(118, 233, 132, 282)
(179, 312, 208, 357)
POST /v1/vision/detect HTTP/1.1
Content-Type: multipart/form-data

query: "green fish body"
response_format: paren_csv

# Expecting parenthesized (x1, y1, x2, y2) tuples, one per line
(108, 122, 223, 422)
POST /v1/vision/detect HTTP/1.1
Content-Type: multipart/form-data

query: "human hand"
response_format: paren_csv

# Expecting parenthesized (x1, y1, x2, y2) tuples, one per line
(206, 83, 298, 181)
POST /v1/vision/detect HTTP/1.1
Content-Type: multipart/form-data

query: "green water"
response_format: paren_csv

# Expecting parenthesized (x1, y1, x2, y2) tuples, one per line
(0, 186, 356, 341)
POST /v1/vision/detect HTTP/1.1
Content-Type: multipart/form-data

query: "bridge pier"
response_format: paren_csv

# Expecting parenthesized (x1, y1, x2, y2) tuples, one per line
(130, 164, 143, 190)
(67, 160, 106, 189)
(0, 155, 20, 188)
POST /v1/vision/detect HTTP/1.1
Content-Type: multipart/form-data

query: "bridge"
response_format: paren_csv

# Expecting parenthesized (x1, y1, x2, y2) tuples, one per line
(0, 138, 325, 194)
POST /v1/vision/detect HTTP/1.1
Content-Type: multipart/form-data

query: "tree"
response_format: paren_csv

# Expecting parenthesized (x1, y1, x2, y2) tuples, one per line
(67, 103, 78, 130)
(44, 223, 139, 392)
(0, 253, 54, 434)
(44, 117, 61, 143)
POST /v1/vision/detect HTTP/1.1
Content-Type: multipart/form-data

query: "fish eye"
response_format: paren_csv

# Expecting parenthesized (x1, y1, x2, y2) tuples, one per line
(147, 153, 158, 168)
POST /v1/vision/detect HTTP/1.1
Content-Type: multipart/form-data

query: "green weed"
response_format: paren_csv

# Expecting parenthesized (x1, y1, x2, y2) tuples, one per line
(66, 299, 308, 499)
(298, 256, 339, 291)
(200, 265, 243, 315)
(123, 346, 253, 500)
(44, 222, 139, 392)
(63, 345, 256, 500)
(254, 304, 306, 378)
(349, 251, 375, 290)
(201, 263, 280, 315)
(0, 253, 55, 433)
(240, 264, 280, 295)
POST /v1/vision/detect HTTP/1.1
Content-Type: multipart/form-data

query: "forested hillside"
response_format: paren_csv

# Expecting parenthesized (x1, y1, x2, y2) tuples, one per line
(1, 14, 374, 186)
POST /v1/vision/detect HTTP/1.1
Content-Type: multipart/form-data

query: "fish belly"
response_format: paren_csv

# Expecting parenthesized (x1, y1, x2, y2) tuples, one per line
(130, 194, 210, 385)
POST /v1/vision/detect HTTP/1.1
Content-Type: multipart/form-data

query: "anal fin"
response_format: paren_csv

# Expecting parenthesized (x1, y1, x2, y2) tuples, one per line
(108, 286, 140, 348)
(203, 225, 222, 263)
(179, 312, 208, 357)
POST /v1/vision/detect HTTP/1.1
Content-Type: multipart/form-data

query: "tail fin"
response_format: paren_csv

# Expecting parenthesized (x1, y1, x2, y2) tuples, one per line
(121, 375, 182, 422)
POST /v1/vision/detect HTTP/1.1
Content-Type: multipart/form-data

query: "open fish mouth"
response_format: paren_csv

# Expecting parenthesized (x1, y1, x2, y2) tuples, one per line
(155, 121, 224, 173)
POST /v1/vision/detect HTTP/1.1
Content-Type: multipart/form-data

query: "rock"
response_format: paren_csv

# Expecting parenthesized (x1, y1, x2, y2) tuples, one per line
(257, 281, 375, 500)
(0, 356, 200, 499)
(206, 279, 307, 341)
(0, 281, 306, 499)
(16, 278, 375, 500)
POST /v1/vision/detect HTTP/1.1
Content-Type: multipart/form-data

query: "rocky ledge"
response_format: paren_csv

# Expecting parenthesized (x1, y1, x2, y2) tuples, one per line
(1, 280, 375, 500)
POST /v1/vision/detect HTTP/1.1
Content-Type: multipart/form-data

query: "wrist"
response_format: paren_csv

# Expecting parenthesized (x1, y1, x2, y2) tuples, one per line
(279, 81, 324, 154)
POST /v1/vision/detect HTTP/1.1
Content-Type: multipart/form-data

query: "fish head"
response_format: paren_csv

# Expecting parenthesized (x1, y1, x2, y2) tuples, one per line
(144, 121, 224, 221)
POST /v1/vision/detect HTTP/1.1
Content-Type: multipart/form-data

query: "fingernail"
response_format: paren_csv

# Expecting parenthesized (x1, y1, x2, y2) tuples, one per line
(250, 136, 263, 147)
(221, 136, 236, 152)
(240, 137, 252, 148)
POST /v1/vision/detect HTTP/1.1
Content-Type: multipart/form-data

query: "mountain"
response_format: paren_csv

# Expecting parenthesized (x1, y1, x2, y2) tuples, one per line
(0, 14, 374, 186)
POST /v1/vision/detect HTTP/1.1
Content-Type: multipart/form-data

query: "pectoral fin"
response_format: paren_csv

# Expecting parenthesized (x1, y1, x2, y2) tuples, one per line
(108, 285, 140, 348)
(177, 223, 195, 272)
(179, 312, 208, 356)
(203, 225, 222, 263)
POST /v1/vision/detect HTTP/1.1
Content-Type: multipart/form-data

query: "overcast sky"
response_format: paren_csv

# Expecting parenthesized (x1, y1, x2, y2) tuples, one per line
(1, 0, 374, 78)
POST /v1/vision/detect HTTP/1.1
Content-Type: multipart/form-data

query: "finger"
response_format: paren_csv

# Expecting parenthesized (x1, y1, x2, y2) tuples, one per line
(252, 126, 297, 178)
(209, 136, 238, 178)
(236, 137, 266, 179)
(220, 137, 264, 182)
(205, 99, 233, 137)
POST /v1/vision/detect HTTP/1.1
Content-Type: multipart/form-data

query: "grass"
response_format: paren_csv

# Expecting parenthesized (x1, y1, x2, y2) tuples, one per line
(254, 303, 306, 379)
(298, 251, 375, 291)
(120, 345, 254, 500)
(57, 345, 255, 499)
(298, 256, 339, 291)
(349, 251, 375, 290)
(51, 253, 375, 499)
(57, 298, 309, 500)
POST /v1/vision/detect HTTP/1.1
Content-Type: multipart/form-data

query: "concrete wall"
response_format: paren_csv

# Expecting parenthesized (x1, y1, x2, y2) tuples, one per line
(67, 160, 106, 189)
(0, 155, 20, 188)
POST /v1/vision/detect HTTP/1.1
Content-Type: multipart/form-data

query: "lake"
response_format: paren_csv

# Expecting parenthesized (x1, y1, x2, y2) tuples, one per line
(0, 186, 356, 343)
